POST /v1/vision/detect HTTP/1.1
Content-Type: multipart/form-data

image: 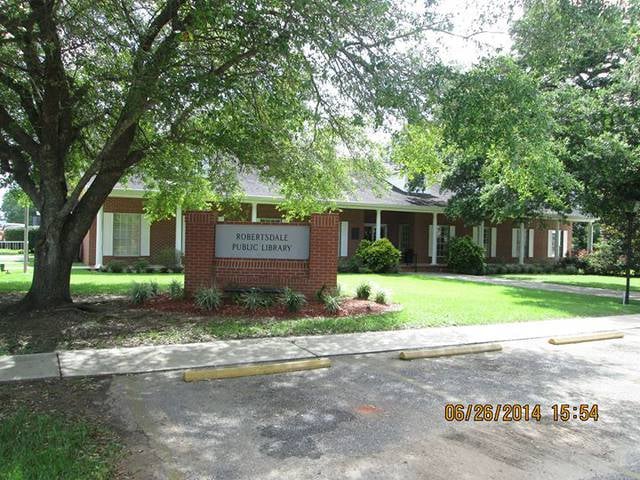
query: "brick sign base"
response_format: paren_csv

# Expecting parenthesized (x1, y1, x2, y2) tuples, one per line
(184, 212, 339, 299)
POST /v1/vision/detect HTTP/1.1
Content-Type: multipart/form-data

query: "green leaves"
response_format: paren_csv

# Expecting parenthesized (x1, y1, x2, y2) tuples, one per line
(438, 57, 575, 223)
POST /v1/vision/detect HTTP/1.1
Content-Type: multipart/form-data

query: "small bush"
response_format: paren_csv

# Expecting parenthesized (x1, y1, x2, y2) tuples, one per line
(168, 280, 184, 299)
(148, 281, 160, 296)
(107, 260, 126, 273)
(132, 259, 149, 273)
(241, 288, 267, 311)
(153, 248, 181, 270)
(355, 238, 401, 273)
(171, 265, 184, 273)
(129, 282, 153, 304)
(355, 282, 372, 300)
(322, 293, 342, 314)
(144, 265, 156, 273)
(446, 236, 486, 275)
(194, 287, 223, 311)
(374, 289, 390, 305)
(564, 265, 578, 275)
(279, 287, 307, 312)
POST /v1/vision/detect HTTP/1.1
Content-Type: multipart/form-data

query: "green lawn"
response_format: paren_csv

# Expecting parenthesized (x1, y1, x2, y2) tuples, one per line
(492, 274, 640, 293)
(0, 409, 119, 480)
(2, 270, 638, 342)
(0, 268, 183, 295)
(206, 273, 640, 338)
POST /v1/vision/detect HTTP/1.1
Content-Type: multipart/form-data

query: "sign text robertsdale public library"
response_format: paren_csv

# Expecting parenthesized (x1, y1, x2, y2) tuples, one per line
(215, 224, 310, 260)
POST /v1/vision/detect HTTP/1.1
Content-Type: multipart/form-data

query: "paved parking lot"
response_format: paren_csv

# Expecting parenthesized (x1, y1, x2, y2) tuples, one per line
(109, 331, 640, 479)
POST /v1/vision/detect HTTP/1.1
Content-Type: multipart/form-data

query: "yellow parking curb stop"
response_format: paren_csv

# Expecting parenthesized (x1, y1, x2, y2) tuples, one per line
(548, 332, 624, 345)
(399, 343, 502, 360)
(183, 358, 331, 382)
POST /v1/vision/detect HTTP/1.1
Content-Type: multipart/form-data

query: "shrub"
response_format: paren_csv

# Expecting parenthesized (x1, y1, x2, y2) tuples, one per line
(322, 293, 342, 314)
(585, 241, 625, 275)
(107, 260, 126, 273)
(144, 265, 156, 273)
(240, 288, 267, 311)
(3, 227, 39, 252)
(129, 282, 153, 304)
(559, 254, 587, 271)
(355, 281, 372, 300)
(132, 259, 149, 273)
(194, 287, 223, 311)
(153, 248, 181, 270)
(148, 281, 160, 296)
(171, 265, 184, 273)
(564, 265, 578, 275)
(279, 287, 307, 312)
(355, 238, 401, 273)
(374, 289, 390, 305)
(446, 236, 486, 275)
(168, 280, 184, 299)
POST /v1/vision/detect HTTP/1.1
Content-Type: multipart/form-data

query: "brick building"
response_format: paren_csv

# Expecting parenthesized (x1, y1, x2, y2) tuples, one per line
(81, 173, 595, 269)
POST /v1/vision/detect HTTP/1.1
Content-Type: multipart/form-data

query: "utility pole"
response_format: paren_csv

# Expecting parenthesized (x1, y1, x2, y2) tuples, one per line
(23, 205, 29, 273)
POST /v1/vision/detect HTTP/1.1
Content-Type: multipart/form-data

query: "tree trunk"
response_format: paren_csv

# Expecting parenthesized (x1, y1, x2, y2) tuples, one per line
(18, 225, 79, 310)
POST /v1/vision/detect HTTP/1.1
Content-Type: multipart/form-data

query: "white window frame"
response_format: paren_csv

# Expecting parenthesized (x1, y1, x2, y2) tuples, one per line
(113, 213, 142, 257)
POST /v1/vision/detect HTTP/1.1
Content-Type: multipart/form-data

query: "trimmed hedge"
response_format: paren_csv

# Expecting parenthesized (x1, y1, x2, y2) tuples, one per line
(446, 236, 486, 275)
(355, 238, 401, 273)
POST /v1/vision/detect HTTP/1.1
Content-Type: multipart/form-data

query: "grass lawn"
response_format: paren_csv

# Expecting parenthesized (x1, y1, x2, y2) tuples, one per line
(0, 410, 119, 480)
(2, 270, 639, 351)
(492, 274, 640, 293)
(0, 268, 183, 295)
(207, 273, 640, 338)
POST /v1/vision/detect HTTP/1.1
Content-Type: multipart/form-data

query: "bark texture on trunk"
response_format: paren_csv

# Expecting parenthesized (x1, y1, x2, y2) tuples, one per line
(19, 222, 79, 309)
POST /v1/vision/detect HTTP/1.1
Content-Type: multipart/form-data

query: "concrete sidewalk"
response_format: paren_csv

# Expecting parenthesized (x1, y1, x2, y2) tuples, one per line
(424, 272, 640, 300)
(2, 313, 640, 383)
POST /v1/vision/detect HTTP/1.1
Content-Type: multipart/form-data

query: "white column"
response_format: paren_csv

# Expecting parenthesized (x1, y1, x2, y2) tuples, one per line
(431, 213, 438, 265)
(587, 222, 594, 253)
(518, 222, 525, 265)
(251, 202, 258, 222)
(175, 205, 183, 263)
(95, 206, 104, 268)
(375, 209, 381, 240)
(479, 221, 485, 252)
(555, 220, 561, 260)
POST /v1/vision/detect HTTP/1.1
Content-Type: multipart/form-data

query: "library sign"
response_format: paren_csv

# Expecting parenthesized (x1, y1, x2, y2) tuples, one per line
(215, 224, 310, 260)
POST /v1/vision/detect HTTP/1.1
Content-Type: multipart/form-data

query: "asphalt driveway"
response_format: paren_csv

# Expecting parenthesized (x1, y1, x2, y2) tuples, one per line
(108, 331, 640, 479)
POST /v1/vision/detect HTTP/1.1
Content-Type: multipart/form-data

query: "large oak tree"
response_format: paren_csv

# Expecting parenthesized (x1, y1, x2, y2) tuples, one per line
(0, 0, 444, 309)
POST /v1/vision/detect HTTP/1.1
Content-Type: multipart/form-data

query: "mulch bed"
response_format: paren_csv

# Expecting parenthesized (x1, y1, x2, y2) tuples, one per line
(140, 294, 398, 319)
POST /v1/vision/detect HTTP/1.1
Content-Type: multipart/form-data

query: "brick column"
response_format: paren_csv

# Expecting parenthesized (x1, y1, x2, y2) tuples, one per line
(184, 211, 218, 295)
(308, 213, 339, 294)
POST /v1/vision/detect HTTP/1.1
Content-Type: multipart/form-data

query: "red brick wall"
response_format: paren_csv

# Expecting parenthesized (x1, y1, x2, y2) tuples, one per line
(86, 197, 177, 265)
(184, 212, 339, 299)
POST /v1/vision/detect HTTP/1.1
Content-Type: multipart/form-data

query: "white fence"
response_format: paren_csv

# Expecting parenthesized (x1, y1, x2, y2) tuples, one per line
(0, 240, 25, 251)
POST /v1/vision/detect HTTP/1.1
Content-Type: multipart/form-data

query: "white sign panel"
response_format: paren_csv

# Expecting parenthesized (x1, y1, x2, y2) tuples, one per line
(215, 224, 310, 260)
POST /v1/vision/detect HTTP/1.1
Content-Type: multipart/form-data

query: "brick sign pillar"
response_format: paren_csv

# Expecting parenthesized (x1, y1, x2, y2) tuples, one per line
(307, 213, 339, 292)
(183, 211, 338, 299)
(184, 211, 217, 294)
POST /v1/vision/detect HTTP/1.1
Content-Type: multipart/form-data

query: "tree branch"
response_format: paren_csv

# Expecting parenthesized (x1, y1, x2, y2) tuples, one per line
(0, 104, 40, 156)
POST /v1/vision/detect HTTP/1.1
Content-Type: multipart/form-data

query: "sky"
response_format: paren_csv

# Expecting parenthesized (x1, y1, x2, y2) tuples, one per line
(0, 0, 518, 210)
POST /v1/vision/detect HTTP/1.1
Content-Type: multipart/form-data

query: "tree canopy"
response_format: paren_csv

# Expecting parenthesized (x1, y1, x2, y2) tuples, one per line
(0, 0, 447, 307)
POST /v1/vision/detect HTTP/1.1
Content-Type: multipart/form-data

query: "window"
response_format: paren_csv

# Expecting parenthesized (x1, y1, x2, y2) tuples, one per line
(514, 229, 529, 258)
(483, 227, 492, 257)
(437, 225, 451, 260)
(364, 224, 388, 241)
(351, 227, 360, 240)
(399, 224, 411, 252)
(548, 230, 564, 257)
(113, 213, 141, 256)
